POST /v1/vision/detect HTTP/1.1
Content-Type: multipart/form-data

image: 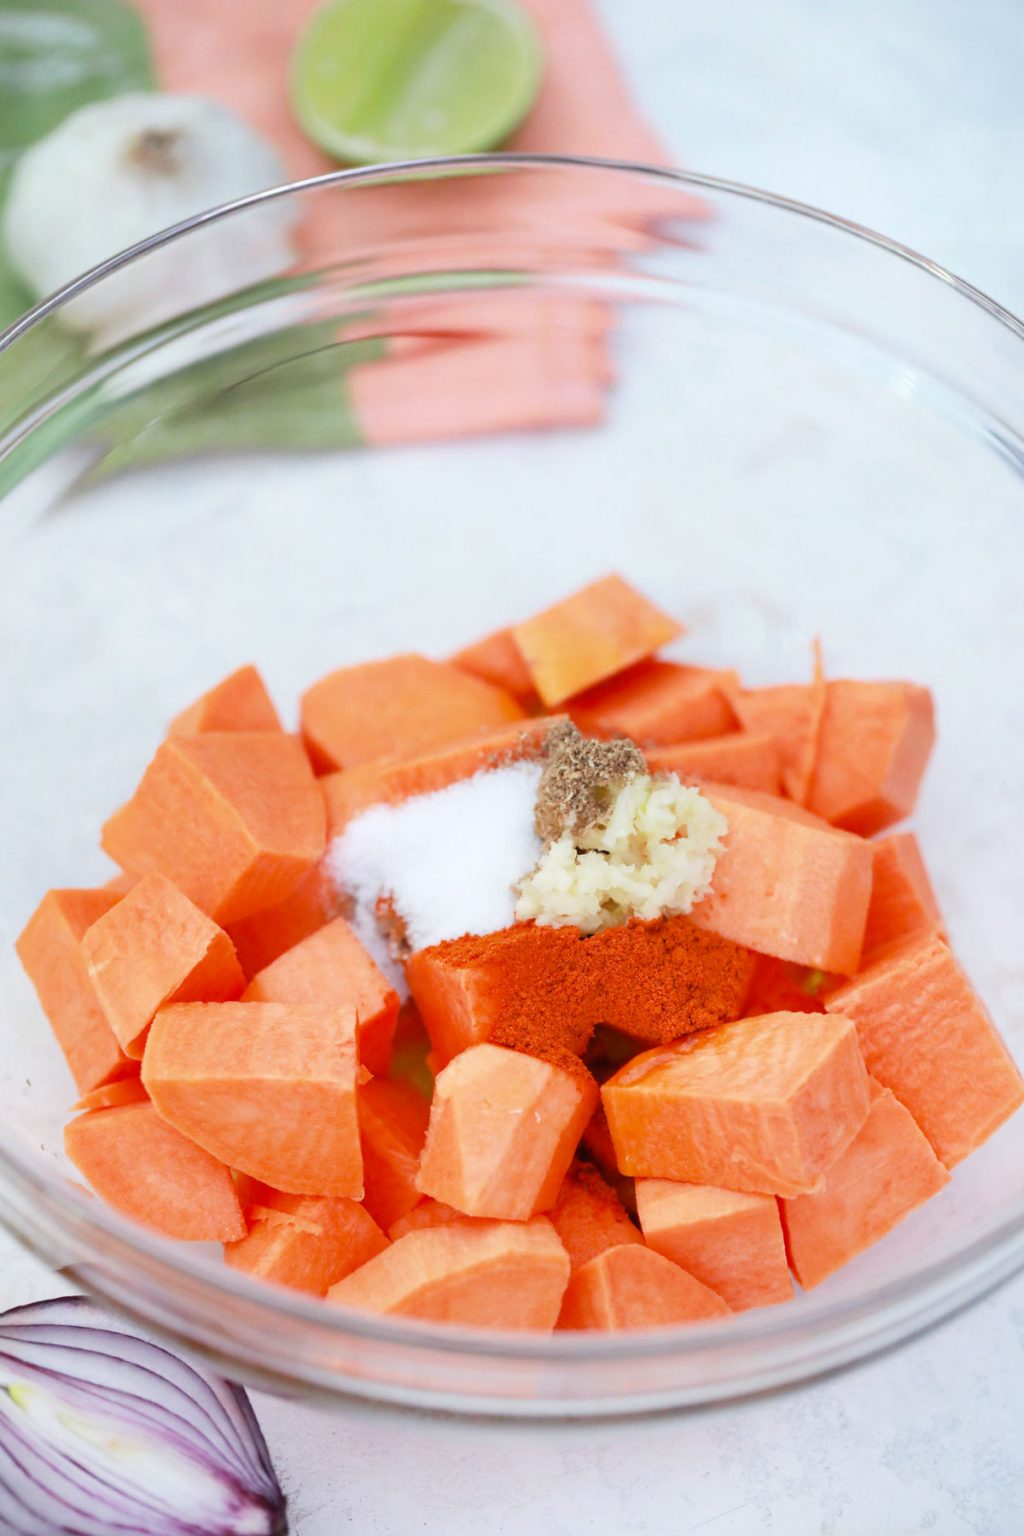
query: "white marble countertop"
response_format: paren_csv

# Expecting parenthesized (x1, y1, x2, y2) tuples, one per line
(624, 0, 1024, 317)
(4, 1, 1024, 1531)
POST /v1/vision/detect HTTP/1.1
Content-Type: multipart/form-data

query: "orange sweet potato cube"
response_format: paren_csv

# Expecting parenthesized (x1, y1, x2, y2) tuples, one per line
(646, 732, 782, 794)
(321, 716, 561, 837)
(242, 916, 399, 1076)
(780, 1078, 950, 1287)
(602, 1011, 871, 1198)
(546, 1162, 643, 1269)
(579, 1108, 637, 1213)
(82, 872, 245, 1059)
(16, 889, 132, 1094)
(743, 954, 829, 1017)
(73, 1077, 147, 1114)
(405, 924, 592, 1068)
(65, 1100, 245, 1242)
(636, 1179, 792, 1311)
(558, 1244, 730, 1330)
(102, 733, 325, 925)
(168, 665, 282, 736)
(416, 1043, 599, 1219)
(225, 1190, 388, 1295)
(327, 1217, 570, 1329)
(225, 867, 342, 979)
(825, 931, 1023, 1167)
(569, 660, 737, 746)
(300, 653, 524, 773)
(358, 1077, 431, 1231)
(142, 1001, 362, 1197)
(103, 872, 137, 896)
(733, 678, 826, 805)
(387, 1197, 468, 1240)
(513, 576, 683, 706)
(687, 786, 873, 974)
(862, 832, 944, 959)
(808, 680, 935, 835)
(450, 626, 538, 705)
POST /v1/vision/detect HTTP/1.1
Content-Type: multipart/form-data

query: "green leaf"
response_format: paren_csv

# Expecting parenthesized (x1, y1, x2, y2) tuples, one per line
(0, 234, 33, 329)
(0, 0, 154, 167)
(0, 0, 154, 322)
(0, 330, 381, 496)
(0, 317, 92, 492)
(0, 261, 533, 489)
(92, 331, 384, 477)
(0, 268, 384, 495)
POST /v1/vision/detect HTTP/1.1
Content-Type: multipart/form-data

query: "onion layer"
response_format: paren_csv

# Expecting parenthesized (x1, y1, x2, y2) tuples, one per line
(0, 1296, 287, 1535)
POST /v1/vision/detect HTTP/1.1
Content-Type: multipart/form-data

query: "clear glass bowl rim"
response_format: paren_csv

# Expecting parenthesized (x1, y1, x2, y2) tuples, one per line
(3, 151, 1024, 353)
(2, 152, 1024, 1398)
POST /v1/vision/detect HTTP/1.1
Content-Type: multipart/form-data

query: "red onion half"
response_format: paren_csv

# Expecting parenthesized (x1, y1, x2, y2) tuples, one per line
(0, 1296, 287, 1535)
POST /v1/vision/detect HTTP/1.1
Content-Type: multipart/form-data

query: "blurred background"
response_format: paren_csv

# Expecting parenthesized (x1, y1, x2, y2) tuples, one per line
(2, 0, 1022, 330)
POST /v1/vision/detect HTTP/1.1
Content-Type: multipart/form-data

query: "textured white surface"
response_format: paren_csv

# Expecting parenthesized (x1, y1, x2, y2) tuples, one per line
(3, 1, 1024, 1532)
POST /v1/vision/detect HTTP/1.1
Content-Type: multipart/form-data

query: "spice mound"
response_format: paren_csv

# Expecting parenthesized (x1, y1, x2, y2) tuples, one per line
(516, 723, 727, 934)
(533, 720, 646, 842)
(327, 760, 543, 975)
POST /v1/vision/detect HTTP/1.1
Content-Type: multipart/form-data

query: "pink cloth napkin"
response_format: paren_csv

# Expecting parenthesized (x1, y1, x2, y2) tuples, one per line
(134, 0, 705, 444)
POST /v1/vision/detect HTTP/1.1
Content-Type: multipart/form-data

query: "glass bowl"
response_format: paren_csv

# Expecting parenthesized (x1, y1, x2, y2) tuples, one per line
(1, 156, 1022, 1418)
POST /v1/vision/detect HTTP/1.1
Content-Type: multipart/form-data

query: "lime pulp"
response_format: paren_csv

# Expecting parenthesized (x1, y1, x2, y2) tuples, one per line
(290, 0, 544, 166)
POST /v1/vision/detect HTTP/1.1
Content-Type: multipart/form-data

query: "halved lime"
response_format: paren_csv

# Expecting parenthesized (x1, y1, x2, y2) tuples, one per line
(290, 0, 544, 165)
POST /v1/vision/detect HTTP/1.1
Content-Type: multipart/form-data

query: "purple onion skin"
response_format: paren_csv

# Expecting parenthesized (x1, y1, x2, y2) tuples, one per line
(0, 1297, 287, 1536)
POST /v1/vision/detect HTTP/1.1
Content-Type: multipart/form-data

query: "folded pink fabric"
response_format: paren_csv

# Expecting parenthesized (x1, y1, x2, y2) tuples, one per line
(135, 0, 703, 445)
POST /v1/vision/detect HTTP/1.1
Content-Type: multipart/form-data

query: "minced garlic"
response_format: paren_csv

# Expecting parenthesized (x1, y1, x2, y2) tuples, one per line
(515, 771, 727, 934)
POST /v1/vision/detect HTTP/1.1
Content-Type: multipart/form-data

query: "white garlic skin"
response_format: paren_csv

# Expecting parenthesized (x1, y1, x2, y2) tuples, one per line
(4, 93, 299, 348)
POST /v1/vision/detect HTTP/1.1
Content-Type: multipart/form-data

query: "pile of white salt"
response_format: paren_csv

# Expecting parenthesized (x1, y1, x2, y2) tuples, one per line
(326, 761, 543, 988)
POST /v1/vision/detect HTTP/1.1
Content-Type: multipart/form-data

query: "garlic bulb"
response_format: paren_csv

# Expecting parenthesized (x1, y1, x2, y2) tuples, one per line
(4, 94, 299, 349)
